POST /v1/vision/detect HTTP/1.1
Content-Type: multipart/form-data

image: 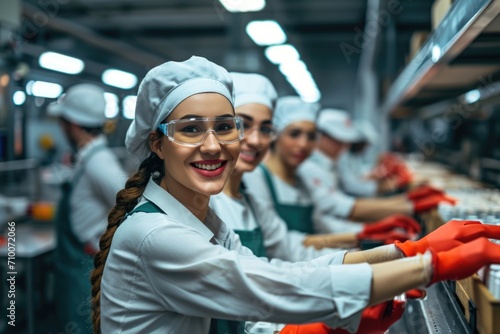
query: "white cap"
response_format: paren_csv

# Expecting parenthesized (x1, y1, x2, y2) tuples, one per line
(125, 56, 234, 161)
(230, 72, 278, 110)
(273, 96, 319, 132)
(316, 108, 361, 143)
(47, 83, 106, 127)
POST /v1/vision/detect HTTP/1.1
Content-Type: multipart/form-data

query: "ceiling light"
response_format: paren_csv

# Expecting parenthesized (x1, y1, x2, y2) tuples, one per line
(27, 80, 63, 98)
(39, 52, 85, 75)
(279, 60, 307, 78)
(123, 95, 137, 119)
(102, 69, 138, 90)
(13, 91, 26, 105)
(219, 0, 265, 12)
(104, 92, 119, 118)
(264, 44, 299, 64)
(246, 20, 286, 46)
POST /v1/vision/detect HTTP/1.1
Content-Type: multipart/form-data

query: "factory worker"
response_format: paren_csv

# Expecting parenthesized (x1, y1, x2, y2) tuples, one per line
(298, 109, 456, 225)
(90, 56, 500, 334)
(337, 120, 399, 197)
(47, 83, 127, 333)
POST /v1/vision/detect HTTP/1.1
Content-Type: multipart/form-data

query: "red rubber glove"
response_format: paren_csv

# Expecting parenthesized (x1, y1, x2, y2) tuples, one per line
(279, 299, 405, 334)
(412, 193, 457, 213)
(360, 214, 421, 237)
(430, 237, 500, 285)
(407, 185, 444, 200)
(361, 231, 415, 245)
(395, 220, 500, 257)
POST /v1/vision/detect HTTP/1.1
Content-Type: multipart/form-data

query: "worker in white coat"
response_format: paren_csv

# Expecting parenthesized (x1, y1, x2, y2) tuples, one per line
(47, 83, 127, 333)
(337, 120, 399, 197)
(90, 56, 500, 334)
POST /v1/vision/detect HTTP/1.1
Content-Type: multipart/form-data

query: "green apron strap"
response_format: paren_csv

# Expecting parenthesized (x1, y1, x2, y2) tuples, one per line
(258, 164, 280, 206)
(258, 165, 314, 234)
(128, 201, 164, 215)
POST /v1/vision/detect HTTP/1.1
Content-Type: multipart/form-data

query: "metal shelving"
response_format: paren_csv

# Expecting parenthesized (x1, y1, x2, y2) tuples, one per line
(382, 0, 500, 116)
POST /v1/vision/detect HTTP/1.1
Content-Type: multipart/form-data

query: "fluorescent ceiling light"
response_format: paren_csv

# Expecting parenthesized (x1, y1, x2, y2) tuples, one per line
(279, 60, 308, 78)
(265, 45, 299, 64)
(219, 0, 265, 12)
(123, 95, 137, 119)
(246, 20, 286, 46)
(13, 91, 26, 105)
(27, 80, 63, 98)
(39, 52, 84, 75)
(102, 69, 138, 90)
(104, 92, 119, 118)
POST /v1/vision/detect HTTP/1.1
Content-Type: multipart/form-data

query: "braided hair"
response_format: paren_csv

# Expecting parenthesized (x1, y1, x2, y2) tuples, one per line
(90, 134, 164, 334)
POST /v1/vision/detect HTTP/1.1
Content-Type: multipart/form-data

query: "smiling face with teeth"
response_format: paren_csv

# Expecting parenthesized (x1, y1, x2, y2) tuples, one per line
(150, 93, 241, 206)
(232, 103, 274, 175)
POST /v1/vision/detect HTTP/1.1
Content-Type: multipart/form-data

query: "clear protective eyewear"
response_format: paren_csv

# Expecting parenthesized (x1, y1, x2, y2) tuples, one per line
(242, 122, 276, 141)
(158, 116, 244, 147)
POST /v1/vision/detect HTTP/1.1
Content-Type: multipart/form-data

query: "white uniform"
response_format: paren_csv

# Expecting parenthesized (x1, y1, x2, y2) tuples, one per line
(245, 165, 363, 234)
(337, 151, 378, 197)
(70, 135, 127, 249)
(210, 187, 343, 262)
(101, 178, 372, 334)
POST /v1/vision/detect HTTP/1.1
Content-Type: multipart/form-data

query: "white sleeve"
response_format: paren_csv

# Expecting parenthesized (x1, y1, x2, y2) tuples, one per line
(248, 195, 347, 263)
(338, 155, 377, 197)
(140, 221, 372, 332)
(298, 162, 356, 219)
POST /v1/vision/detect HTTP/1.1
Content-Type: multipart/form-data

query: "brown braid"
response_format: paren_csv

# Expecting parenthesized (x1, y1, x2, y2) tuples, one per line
(90, 151, 164, 334)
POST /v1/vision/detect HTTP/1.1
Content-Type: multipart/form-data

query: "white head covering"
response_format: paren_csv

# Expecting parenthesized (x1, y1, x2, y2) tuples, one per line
(273, 96, 319, 132)
(316, 108, 361, 143)
(47, 83, 106, 127)
(125, 56, 234, 161)
(230, 72, 278, 110)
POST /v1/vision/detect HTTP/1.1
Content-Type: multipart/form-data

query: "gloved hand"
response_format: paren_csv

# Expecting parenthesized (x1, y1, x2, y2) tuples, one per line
(407, 185, 444, 201)
(429, 237, 500, 285)
(360, 231, 415, 245)
(395, 220, 500, 257)
(359, 214, 421, 237)
(279, 298, 406, 334)
(412, 193, 457, 213)
(357, 215, 421, 245)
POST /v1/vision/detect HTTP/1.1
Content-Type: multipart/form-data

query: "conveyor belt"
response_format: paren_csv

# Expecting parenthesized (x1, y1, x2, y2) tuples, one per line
(389, 282, 472, 333)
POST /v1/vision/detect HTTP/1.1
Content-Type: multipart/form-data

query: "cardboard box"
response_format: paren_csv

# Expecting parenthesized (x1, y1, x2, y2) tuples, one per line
(432, 0, 454, 29)
(455, 275, 500, 334)
(472, 275, 500, 334)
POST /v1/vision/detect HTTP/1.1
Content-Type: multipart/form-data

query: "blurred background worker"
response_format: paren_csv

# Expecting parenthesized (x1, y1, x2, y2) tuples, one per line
(47, 83, 127, 333)
(299, 109, 455, 225)
(337, 120, 403, 197)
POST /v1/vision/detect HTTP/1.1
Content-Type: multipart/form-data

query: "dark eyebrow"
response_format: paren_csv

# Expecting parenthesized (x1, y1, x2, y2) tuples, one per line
(179, 114, 234, 120)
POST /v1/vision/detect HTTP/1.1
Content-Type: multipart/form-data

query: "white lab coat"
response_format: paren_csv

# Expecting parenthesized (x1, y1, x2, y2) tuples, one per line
(244, 165, 363, 234)
(209, 186, 343, 262)
(337, 151, 378, 197)
(70, 136, 127, 249)
(101, 178, 372, 334)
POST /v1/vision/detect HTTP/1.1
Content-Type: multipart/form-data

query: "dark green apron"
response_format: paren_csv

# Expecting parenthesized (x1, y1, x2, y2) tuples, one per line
(129, 201, 247, 334)
(54, 144, 107, 333)
(259, 164, 314, 234)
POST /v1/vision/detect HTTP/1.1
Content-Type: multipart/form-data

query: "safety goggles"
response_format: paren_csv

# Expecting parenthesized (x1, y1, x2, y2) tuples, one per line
(242, 122, 276, 141)
(158, 116, 244, 147)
